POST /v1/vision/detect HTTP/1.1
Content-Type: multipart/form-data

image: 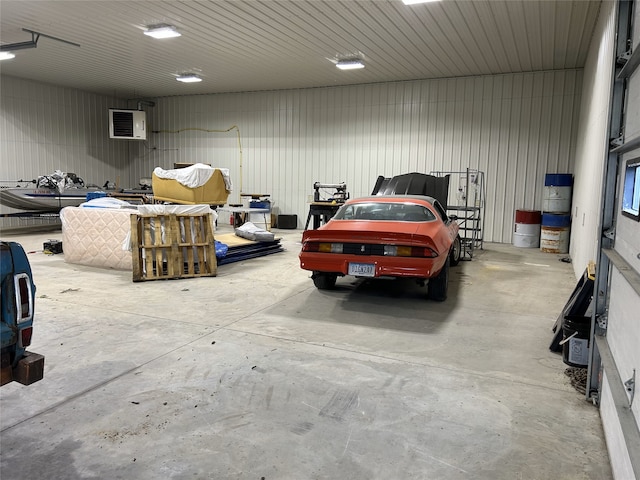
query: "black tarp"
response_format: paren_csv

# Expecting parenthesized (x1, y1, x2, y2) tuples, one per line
(549, 267, 594, 353)
(371, 172, 450, 208)
(217, 239, 284, 266)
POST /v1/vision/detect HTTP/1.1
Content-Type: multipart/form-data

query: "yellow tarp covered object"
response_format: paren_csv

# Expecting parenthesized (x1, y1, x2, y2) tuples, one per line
(152, 165, 231, 205)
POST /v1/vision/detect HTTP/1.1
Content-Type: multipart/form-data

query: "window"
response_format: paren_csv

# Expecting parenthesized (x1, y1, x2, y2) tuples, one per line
(431, 200, 449, 223)
(622, 158, 640, 221)
(334, 202, 436, 222)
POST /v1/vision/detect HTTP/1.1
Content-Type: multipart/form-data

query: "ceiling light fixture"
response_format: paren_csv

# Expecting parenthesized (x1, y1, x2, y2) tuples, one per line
(0, 52, 16, 61)
(143, 24, 181, 39)
(176, 73, 202, 83)
(402, 0, 441, 4)
(336, 59, 365, 70)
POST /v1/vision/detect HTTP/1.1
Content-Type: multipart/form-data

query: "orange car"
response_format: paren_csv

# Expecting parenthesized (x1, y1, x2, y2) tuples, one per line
(299, 195, 461, 301)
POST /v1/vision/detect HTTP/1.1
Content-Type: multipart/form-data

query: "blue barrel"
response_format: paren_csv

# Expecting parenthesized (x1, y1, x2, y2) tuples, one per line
(544, 174, 573, 187)
(542, 213, 571, 227)
(544, 174, 573, 213)
(541, 214, 571, 253)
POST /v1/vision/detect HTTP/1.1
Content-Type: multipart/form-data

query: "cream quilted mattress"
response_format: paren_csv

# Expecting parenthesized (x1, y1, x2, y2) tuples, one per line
(60, 207, 135, 270)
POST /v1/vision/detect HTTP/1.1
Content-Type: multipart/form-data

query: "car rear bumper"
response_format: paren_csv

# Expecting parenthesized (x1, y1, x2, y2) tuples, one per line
(299, 252, 444, 279)
(1, 351, 44, 386)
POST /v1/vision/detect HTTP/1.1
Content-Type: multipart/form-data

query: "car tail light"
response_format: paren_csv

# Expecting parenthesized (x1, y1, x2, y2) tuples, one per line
(302, 242, 343, 253)
(383, 245, 438, 258)
(319, 243, 343, 253)
(302, 242, 317, 252)
(14, 273, 33, 323)
(19, 327, 33, 348)
(384, 246, 410, 256)
(413, 246, 438, 258)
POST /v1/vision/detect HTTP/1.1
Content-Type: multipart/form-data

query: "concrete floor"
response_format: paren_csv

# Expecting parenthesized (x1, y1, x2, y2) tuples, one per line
(0, 224, 611, 480)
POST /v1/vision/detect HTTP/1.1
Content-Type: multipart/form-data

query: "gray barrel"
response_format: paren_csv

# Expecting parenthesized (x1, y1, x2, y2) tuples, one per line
(543, 174, 573, 213)
(513, 209, 541, 248)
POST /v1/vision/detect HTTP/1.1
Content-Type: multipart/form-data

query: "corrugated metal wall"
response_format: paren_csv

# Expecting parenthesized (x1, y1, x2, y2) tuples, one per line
(1, 71, 582, 241)
(570, 0, 617, 277)
(136, 70, 582, 242)
(0, 75, 129, 230)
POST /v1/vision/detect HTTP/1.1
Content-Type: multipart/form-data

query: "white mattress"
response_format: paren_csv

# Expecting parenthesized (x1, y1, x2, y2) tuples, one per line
(60, 204, 219, 271)
(60, 207, 135, 270)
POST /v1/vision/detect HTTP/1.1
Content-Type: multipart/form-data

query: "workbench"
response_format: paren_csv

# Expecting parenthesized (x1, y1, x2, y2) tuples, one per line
(304, 202, 341, 229)
(218, 206, 271, 230)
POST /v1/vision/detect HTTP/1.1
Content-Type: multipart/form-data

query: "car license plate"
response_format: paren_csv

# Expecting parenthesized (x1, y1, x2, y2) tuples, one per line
(348, 262, 375, 277)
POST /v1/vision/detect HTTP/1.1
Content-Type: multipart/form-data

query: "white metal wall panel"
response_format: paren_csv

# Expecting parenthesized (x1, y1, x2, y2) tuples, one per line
(0, 70, 582, 239)
(607, 269, 640, 430)
(574, 1, 640, 478)
(135, 70, 581, 238)
(617, 57, 640, 272)
(602, 0, 640, 476)
(0, 75, 129, 229)
(615, 0, 640, 271)
(570, 0, 618, 277)
(600, 371, 637, 480)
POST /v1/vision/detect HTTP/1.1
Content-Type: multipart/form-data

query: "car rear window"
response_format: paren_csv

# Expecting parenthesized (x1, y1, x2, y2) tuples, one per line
(333, 202, 436, 222)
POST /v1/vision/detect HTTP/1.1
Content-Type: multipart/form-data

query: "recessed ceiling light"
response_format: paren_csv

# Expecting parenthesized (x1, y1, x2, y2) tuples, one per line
(144, 24, 181, 39)
(402, 0, 441, 4)
(336, 59, 365, 70)
(0, 52, 16, 61)
(176, 73, 202, 83)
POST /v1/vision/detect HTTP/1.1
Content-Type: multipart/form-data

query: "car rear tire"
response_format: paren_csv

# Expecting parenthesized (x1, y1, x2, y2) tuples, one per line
(450, 235, 461, 266)
(428, 257, 449, 301)
(312, 272, 337, 290)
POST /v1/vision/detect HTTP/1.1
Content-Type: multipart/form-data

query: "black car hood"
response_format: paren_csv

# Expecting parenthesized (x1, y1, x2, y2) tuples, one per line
(371, 172, 450, 208)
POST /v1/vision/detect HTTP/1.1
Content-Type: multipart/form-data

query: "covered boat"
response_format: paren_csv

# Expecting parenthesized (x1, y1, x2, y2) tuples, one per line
(0, 171, 98, 212)
(0, 186, 96, 211)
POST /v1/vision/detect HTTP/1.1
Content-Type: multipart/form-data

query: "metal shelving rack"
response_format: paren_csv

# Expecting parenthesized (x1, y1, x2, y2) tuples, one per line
(431, 168, 485, 260)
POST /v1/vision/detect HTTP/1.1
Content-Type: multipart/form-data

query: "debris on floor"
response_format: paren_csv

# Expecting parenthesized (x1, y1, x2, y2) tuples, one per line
(565, 367, 587, 395)
(43, 239, 63, 254)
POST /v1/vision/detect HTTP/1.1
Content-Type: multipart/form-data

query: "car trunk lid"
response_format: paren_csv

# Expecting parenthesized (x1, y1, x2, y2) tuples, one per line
(302, 220, 438, 249)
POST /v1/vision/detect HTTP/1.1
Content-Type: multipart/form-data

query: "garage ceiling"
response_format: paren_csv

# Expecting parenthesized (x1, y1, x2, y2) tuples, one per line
(0, 0, 601, 99)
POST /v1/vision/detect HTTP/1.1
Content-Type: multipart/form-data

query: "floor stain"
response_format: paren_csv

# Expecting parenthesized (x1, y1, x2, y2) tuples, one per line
(265, 386, 274, 409)
(319, 389, 359, 422)
(291, 421, 314, 435)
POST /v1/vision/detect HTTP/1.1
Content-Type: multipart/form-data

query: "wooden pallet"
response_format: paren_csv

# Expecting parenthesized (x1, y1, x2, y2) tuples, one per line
(130, 213, 217, 282)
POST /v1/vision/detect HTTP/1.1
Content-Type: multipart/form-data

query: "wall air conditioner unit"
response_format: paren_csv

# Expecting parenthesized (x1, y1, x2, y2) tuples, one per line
(108, 109, 147, 140)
